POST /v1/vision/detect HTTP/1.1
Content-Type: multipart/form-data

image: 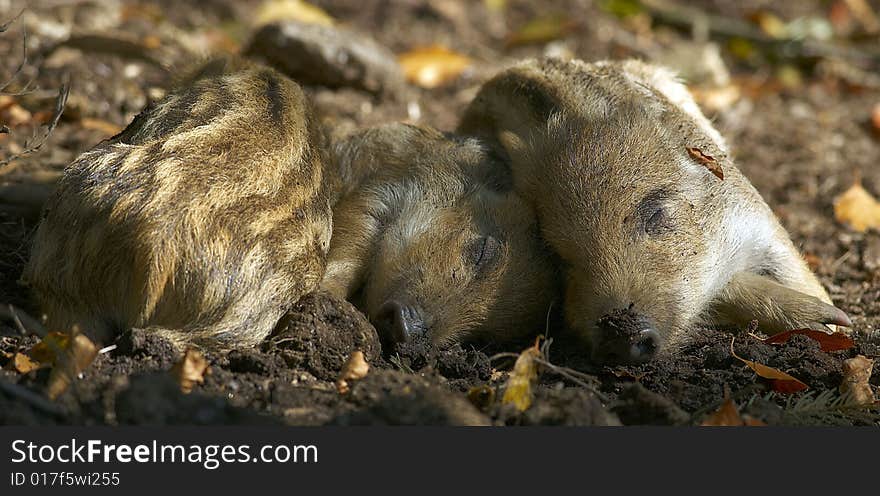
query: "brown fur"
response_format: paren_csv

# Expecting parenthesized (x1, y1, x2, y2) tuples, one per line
(23, 58, 333, 350)
(458, 58, 850, 356)
(320, 123, 557, 345)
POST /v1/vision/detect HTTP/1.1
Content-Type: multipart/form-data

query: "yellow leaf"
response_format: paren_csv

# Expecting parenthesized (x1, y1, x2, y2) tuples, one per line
(4, 352, 40, 374)
(170, 349, 210, 394)
(29, 331, 70, 364)
(253, 0, 334, 27)
(336, 350, 370, 394)
(47, 333, 99, 400)
(840, 355, 875, 405)
(833, 181, 880, 232)
(398, 45, 472, 89)
(501, 340, 542, 412)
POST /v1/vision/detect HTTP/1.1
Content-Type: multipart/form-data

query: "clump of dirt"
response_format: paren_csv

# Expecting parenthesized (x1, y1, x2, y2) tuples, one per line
(264, 291, 381, 381)
(333, 369, 490, 425)
(494, 386, 622, 426)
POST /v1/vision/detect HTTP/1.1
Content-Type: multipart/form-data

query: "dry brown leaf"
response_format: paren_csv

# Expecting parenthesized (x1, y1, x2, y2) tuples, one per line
(501, 339, 542, 411)
(47, 333, 99, 400)
(762, 329, 855, 352)
(730, 337, 808, 393)
(834, 181, 880, 232)
(4, 352, 40, 374)
(336, 350, 369, 394)
(686, 147, 723, 180)
(170, 349, 210, 394)
(80, 118, 123, 137)
(701, 396, 743, 426)
(840, 354, 875, 405)
(253, 0, 334, 27)
(398, 46, 472, 89)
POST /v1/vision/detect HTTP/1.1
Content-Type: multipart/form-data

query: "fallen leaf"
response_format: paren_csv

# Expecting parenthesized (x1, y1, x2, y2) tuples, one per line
(730, 337, 808, 393)
(833, 180, 880, 232)
(501, 339, 542, 411)
(700, 394, 768, 426)
(505, 15, 575, 48)
(751, 11, 788, 39)
(80, 118, 123, 137)
(336, 350, 369, 394)
(398, 45, 472, 89)
(840, 355, 875, 405)
(253, 0, 334, 27)
(686, 147, 723, 180)
(701, 396, 743, 426)
(762, 329, 855, 352)
(47, 332, 99, 400)
(4, 352, 40, 374)
(29, 331, 70, 364)
(170, 349, 210, 394)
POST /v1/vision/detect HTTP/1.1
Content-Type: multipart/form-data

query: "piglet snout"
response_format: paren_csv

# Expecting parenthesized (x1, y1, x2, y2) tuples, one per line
(374, 300, 427, 345)
(592, 307, 660, 364)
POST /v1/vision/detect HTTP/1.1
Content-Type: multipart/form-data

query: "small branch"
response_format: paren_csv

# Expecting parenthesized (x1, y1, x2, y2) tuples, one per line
(0, 11, 29, 93)
(0, 78, 70, 169)
(0, 304, 46, 337)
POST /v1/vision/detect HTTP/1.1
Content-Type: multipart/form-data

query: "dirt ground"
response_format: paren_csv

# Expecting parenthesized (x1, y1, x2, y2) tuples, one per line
(1, 0, 879, 426)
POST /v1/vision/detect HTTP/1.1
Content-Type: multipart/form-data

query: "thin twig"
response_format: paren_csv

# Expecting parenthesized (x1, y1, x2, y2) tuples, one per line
(0, 78, 70, 169)
(0, 303, 47, 337)
(0, 13, 29, 93)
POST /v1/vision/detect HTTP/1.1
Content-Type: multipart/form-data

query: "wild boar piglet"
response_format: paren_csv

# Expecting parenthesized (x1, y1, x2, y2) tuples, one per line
(321, 123, 557, 348)
(459, 57, 851, 364)
(24, 58, 333, 349)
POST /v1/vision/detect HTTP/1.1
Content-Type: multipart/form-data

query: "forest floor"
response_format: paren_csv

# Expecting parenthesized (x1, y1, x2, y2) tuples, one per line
(1, 0, 878, 425)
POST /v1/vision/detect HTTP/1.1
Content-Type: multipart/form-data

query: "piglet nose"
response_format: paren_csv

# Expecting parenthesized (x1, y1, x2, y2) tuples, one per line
(592, 308, 661, 364)
(629, 328, 660, 363)
(374, 300, 425, 345)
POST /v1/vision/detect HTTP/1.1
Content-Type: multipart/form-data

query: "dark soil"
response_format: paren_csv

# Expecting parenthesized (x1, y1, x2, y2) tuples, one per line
(1, 0, 879, 426)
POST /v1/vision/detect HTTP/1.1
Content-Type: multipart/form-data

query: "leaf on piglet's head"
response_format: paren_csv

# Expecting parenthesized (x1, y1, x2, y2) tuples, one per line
(686, 147, 723, 180)
(730, 337, 808, 393)
(762, 328, 854, 352)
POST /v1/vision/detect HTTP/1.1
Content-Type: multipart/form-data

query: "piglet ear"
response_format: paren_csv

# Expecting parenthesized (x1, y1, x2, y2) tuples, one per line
(707, 272, 852, 335)
(457, 60, 561, 154)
